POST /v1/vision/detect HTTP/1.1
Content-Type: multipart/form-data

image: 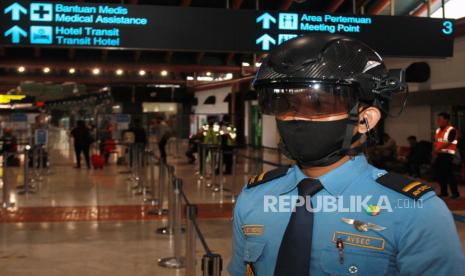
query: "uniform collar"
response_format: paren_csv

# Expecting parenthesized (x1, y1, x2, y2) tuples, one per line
(280, 155, 369, 196)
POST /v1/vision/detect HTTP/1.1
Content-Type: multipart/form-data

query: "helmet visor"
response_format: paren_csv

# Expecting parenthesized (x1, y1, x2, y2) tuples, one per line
(257, 83, 357, 119)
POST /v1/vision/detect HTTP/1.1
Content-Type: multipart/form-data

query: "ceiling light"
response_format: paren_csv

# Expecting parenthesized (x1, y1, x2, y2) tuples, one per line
(138, 70, 146, 76)
(161, 70, 168, 76)
(197, 76, 214, 81)
(206, 72, 212, 76)
(241, 62, 250, 67)
(69, 68, 76, 74)
(43, 67, 50, 73)
(186, 76, 194, 81)
(116, 69, 123, 75)
(92, 68, 100, 75)
(17, 66, 26, 73)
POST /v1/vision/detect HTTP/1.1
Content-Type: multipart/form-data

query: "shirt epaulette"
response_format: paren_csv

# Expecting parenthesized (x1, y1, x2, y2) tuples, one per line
(376, 172, 433, 200)
(246, 166, 290, 189)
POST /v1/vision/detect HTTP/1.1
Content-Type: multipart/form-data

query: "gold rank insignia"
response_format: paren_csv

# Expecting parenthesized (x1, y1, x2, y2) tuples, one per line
(242, 225, 264, 236)
(246, 166, 290, 189)
(376, 172, 433, 200)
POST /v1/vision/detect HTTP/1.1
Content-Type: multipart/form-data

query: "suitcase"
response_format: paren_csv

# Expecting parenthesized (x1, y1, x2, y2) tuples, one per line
(91, 154, 104, 169)
(103, 139, 117, 153)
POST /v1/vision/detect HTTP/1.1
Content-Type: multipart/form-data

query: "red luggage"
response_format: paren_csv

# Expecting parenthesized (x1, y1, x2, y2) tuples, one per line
(91, 154, 104, 169)
(104, 139, 116, 153)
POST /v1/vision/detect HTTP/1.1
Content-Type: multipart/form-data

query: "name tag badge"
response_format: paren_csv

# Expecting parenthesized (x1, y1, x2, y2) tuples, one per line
(242, 225, 264, 236)
(332, 231, 385, 250)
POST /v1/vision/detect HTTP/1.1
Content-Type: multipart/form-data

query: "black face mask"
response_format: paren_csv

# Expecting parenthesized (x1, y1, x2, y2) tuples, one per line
(277, 119, 360, 167)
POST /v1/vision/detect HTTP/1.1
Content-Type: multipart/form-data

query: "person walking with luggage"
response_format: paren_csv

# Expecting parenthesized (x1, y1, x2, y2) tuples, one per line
(71, 120, 92, 169)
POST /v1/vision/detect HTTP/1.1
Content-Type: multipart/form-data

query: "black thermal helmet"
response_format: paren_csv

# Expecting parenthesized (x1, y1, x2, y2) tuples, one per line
(253, 34, 407, 164)
(254, 34, 406, 118)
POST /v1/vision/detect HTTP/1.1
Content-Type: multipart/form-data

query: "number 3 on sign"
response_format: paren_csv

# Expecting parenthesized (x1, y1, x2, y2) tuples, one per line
(442, 21, 453, 35)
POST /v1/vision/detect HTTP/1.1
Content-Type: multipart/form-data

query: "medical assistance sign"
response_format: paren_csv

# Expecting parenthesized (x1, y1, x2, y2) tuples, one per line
(0, 1, 455, 57)
(2, 2, 149, 47)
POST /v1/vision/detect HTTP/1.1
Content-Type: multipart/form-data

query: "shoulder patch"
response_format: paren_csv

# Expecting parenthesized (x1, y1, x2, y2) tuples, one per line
(246, 166, 290, 189)
(376, 172, 433, 200)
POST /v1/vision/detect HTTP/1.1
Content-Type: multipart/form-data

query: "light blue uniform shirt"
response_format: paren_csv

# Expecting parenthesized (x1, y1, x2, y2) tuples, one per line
(228, 155, 465, 275)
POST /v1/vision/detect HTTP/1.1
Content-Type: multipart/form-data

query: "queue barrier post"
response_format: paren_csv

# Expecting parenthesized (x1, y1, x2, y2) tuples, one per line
(157, 178, 185, 269)
(231, 148, 238, 203)
(155, 165, 178, 234)
(185, 204, 198, 276)
(200, 144, 206, 179)
(156, 158, 167, 215)
(201, 254, 223, 276)
(144, 151, 159, 208)
(133, 145, 148, 195)
(18, 145, 35, 195)
(1, 152, 15, 208)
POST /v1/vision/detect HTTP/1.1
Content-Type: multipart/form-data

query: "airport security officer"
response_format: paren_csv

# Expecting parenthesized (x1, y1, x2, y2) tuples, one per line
(228, 34, 465, 275)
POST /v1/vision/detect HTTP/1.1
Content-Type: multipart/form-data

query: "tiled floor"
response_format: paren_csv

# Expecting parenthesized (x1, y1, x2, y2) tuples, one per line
(1, 127, 465, 275)
(0, 219, 232, 276)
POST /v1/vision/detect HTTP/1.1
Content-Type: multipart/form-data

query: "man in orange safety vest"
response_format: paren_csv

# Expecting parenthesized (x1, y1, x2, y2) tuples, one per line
(434, 112, 460, 199)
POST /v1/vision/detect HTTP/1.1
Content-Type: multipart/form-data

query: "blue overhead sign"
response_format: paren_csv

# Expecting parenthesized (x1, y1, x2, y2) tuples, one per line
(254, 12, 377, 50)
(1, 1, 149, 48)
(0, 1, 455, 57)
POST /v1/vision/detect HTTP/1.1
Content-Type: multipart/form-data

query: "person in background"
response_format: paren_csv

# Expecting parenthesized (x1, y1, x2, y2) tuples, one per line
(1, 128, 17, 153)
(1, 128, 18, 166)
(127, 118, 147, 167)
(371, 133, 398, 169)
(70, 120, 92, 169)
(154, 116, 171, 161)
(129, 118, 148, 147)
(186, 129, 202, 164)
(406, 135, 421, 177)
(434, 112, 460, 199)
(98, 120, 113, 165)
(219, 115, 236, 175)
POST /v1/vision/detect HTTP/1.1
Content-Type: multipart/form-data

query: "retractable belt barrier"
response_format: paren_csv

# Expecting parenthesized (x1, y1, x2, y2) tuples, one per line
(1, 151, 16, 208)
(17, 145, 35, 195)
(157, 161, 223, 275)
(195, 144, 286, 204)
(0, 141, 51, 203)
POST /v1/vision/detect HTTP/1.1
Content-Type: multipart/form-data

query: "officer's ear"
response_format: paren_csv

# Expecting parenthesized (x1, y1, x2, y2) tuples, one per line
(357, 107, 381, 134)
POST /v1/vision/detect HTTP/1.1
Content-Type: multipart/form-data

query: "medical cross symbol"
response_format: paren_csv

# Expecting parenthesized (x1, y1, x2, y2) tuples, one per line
(33, 5, 50, 19)
(30, 3, 53, 22)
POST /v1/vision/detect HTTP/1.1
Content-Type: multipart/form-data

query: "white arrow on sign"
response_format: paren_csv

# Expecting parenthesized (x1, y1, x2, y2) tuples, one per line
(256, 34, 276, 51)
(4, 2, 27, 21)
(256, 12, 276, 29)
(4, 25, 27, 44)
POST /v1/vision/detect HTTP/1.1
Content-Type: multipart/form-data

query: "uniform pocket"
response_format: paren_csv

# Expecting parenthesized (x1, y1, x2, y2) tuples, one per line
(243, 240, 266, 263)
(319, 248, 390, 276)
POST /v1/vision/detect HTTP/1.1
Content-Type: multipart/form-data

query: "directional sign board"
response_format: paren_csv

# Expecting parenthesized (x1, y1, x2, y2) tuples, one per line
(0, 1, 455, 57)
